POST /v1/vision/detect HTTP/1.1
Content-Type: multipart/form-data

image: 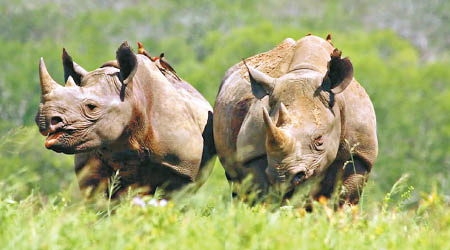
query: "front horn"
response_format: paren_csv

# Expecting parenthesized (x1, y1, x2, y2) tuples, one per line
(262, 107, 294, 153)
(39, 58, 60, 95)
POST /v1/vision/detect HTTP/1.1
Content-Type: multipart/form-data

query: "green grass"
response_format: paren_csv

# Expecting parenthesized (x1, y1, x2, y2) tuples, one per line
(1, 162, 449, 250)
(0, 2, 448, 249)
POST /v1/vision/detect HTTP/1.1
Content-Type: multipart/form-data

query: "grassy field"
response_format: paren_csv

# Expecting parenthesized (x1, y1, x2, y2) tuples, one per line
(1, 158, 449, 250)
(0, 1, 449, 249)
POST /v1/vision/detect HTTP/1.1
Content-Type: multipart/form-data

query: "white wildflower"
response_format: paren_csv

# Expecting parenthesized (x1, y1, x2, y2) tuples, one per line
(132, 196, 146, 208)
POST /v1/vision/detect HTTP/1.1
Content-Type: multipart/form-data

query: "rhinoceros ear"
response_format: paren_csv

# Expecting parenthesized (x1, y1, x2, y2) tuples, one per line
(243, 59, 275, 99)
(322, 48, 353, 94)
(116, 41, 138, 85)
(62, 48, 87, 85)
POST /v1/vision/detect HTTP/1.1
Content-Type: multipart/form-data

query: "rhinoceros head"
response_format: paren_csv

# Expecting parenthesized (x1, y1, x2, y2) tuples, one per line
(245, 40, 353, 186)
(35, 42, 138, 154)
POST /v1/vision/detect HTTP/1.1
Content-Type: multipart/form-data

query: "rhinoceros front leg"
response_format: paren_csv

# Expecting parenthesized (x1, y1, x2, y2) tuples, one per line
(74, 152, 113, 198)
(313, 160, 342, 201)
(313, 157, 369, 206)
(339, 157, 370, 205)
(226, 156, 270, 199)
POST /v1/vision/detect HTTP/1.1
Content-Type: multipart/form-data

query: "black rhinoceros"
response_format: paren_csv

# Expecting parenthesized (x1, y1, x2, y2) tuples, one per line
(36, 42, 215, 197)
(213, 35, 378, 205)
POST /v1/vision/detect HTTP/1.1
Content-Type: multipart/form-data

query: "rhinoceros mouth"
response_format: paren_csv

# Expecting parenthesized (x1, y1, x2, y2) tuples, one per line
(45, 130, 65, 149)
(44, 126, 77, 152)
(44, 127, 94, 154)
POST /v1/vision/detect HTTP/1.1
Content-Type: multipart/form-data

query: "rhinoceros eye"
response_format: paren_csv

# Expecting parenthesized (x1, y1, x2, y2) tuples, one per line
(313, 135, 324, 151)
(83, 100, 100, 113)
(82, 100, 101, 120)
(314, 136, 323, 146)
(86, 103, 97, 111)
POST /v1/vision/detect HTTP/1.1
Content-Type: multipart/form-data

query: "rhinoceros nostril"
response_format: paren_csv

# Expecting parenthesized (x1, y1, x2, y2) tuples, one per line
(292, 171, 306, 186)
(50, 116, 63, 126)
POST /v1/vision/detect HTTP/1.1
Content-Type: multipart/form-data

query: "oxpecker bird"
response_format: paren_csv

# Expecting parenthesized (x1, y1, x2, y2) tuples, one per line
(137, 42, 155, 62)
(159, 53, 180, 80)
(326, 34, 334, 46)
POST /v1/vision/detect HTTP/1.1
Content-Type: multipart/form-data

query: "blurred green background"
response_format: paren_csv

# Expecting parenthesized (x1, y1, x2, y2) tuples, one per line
(0, 0, 448, 203)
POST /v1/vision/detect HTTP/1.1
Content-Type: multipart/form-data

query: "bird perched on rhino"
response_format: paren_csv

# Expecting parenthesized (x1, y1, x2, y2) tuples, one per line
(158, 53, 180, 80)
(326, 33, 334, 46)
(137, 41, 155, 62)
(136, 42, 180, 81)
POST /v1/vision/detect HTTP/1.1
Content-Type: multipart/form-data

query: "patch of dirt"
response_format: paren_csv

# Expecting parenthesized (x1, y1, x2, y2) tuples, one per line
(238, 39, 296, 81)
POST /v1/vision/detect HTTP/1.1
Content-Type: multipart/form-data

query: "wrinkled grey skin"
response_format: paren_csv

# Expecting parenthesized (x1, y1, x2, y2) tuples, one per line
(37, 67, 132, 154)
(214, 35, 378, 205)
(36, 43, 215, 197)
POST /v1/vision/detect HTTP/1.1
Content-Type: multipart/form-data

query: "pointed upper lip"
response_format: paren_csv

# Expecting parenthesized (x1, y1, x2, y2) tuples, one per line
(44, 125, 76, 149)
(40, 119, 67, 136)
(40, 126, 62, 136)
(45, 130, 65, 148)
(47, 127, 64, 136)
